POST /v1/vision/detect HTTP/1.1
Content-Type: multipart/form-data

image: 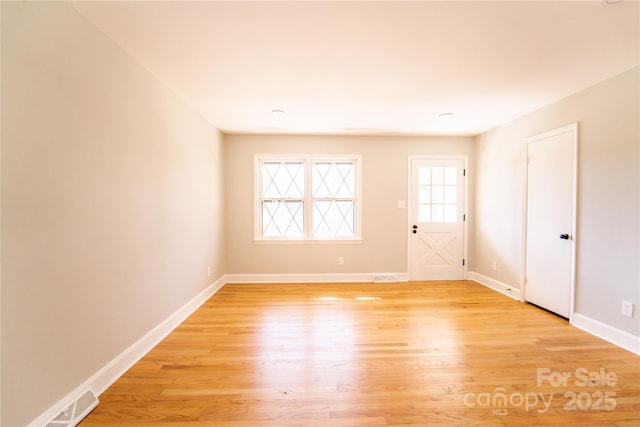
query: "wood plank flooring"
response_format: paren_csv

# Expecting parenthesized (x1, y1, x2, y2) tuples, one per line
(80, 281, 640, 426)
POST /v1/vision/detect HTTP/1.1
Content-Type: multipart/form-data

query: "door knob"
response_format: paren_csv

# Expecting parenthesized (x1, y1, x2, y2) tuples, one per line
(412, 225, 417, 229)
(560, 233, 570, 240)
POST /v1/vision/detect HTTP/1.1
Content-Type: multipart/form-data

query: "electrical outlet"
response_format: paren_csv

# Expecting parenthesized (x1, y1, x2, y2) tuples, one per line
(492, 261, 497, 271)
(338, 257, 344, 265)
(208, 266, 211, 277)
(621, 301, 634, 318)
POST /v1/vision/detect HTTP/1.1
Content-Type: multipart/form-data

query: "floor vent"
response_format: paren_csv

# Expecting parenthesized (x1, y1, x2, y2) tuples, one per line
(45, 389, 98, 427)
(373, 274, 397, 283)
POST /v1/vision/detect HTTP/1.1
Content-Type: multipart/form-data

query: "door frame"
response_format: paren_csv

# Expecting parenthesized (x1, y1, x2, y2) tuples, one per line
(407, 155, 469, 280)
(521, 123, 578, 321)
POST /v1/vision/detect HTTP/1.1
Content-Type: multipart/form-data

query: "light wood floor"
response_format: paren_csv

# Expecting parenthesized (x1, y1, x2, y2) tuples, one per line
(81, 281, 640, 426)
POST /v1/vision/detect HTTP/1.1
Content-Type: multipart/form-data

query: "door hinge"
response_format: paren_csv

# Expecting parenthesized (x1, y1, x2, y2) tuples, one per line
(462, 259, 465, 266)
(463, 214, 466, 221)
(463, 169, 466, 177)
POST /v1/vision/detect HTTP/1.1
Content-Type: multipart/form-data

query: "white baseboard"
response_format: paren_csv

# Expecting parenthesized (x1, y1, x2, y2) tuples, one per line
(467, 271, 521, 301)
(26, 271, 640, 427)
(225, 272, 410, 284)
(28, 276, 226, 427)
(571, 313, 640, 355)
(469, 272, 640, 356)
(89, 275, 226, 395)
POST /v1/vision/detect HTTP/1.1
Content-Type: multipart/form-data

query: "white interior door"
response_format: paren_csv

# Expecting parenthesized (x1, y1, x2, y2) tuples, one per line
(409, 158, 465, 281)
(524, 124, 577, 319)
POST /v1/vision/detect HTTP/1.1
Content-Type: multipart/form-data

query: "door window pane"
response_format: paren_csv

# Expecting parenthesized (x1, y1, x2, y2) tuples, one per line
(418, 187, 431, 204)
(444, 205, 457, 223)
(444, 186, 457, 204)
(432, 186, 444, 204)
(419, 205, 431, 222)
(432, 167, 445, 185)
(444, 167, 457, 185)
(432, 205, 444, 222)
(418, 167, 431, 185)
(417, 165, 459, 223)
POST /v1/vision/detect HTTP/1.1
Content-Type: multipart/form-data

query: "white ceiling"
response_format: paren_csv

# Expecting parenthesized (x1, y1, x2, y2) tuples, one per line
(71, 0, 639, 136)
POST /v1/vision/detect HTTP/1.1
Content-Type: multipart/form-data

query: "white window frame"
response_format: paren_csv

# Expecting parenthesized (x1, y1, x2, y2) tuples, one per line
(254, 154, 362, 243)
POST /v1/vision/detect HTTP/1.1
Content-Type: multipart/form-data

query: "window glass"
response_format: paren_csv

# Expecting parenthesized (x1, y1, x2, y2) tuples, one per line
(258, 156, 360, 240)
(417, 166, 458, 223)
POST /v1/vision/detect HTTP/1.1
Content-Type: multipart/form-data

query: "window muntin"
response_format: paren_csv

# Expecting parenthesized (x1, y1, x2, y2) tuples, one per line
(417, 166, 457, 223)
(260, 161, 305, 237)
(312, 161, 355, 238)
(256, 156, 361, 241)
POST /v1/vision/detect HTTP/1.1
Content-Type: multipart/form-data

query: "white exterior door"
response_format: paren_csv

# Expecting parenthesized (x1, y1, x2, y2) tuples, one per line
(524, 124, 577, 319)
(409, 158, 465, 281)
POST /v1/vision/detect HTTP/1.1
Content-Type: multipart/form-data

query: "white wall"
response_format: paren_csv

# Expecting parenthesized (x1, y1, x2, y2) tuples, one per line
(1, 2, 226, 425)
(473, 67, 639, 337)
(224, 134, 474, 277)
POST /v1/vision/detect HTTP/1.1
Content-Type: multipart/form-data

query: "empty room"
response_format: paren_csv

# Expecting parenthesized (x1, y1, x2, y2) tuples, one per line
(2, 1, 639, 426)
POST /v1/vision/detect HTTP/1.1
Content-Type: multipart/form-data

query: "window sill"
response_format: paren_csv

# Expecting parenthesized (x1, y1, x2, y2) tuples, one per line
(253, 238, 363, 245)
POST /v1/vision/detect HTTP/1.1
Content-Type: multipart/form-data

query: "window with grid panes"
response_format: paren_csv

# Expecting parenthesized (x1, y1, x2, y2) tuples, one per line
(256, 156, 361, 241)
(418, 166, 458, 223)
